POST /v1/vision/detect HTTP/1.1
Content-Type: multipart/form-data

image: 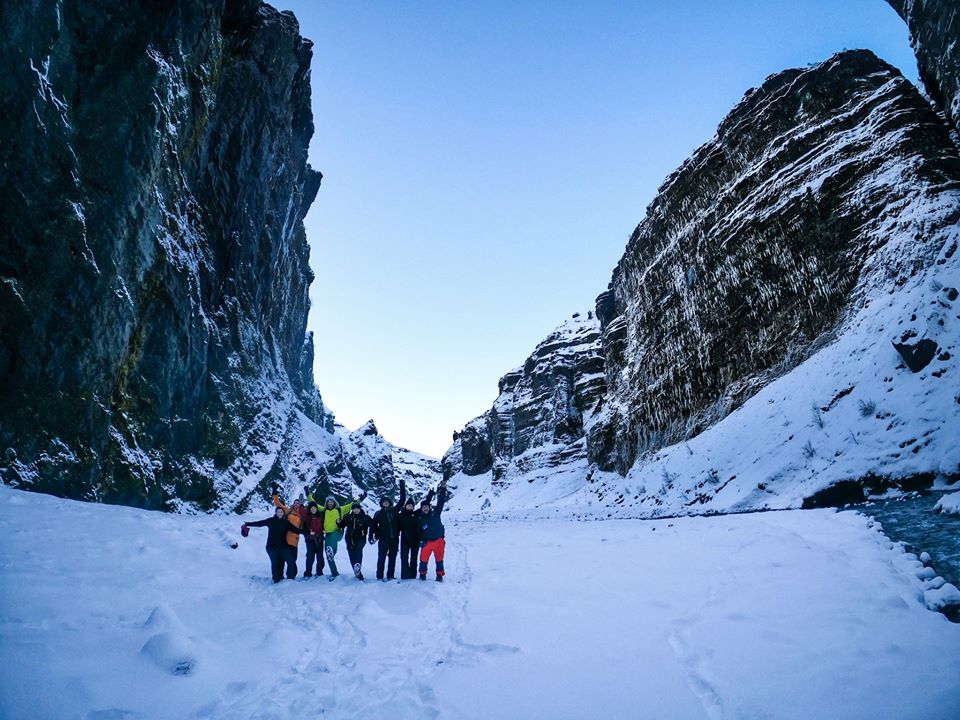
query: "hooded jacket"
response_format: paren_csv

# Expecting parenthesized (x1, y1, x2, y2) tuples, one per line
(304, 504, 324, 542)
(306, 492, 360, 533)
(369, 482, 407, 543)
(338, 508, 371, 547)
(273, 495, 306, 548)
(419, 486, 448, 543)
(246, 515, 304, 550)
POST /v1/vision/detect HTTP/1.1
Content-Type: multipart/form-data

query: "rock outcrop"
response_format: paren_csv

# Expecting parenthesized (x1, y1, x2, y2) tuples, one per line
(445, 48, 960, 516)
(0, 0, 439, 510)
(887, 0, 960, 135)
(443, 313, 606, 490)
(589, 49, 960, 475)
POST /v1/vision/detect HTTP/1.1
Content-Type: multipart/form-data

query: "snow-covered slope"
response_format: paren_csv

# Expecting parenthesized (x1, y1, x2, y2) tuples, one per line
(2, 486, 958, 719)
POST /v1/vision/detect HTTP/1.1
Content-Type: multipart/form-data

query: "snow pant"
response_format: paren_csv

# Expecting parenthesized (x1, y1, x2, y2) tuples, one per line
(400, 536, 418, 579)
(266, 547, 284, 583)
(347, 541, 365, 574)
(305, 537, 324, 576)
(419, 538, 446, 578)
(324, 529, 343, 576)
(376, 537, 399, 580)
(281, 544, 298, 580)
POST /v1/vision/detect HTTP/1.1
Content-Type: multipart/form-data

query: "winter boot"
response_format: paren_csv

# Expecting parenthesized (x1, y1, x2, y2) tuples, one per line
(435, 575, 443, 582)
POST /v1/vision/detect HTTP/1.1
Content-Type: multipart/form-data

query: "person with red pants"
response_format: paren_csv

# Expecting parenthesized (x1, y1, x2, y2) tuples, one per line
(418, 478, 448, 582)
(303, 501, 325, 577)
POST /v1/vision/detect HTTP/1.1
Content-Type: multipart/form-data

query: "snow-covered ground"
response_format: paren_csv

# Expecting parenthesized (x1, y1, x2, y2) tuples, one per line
(1, 486, 958, 720)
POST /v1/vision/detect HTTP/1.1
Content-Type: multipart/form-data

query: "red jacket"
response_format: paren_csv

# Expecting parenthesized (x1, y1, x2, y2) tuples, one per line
(304, 511, 324, 541)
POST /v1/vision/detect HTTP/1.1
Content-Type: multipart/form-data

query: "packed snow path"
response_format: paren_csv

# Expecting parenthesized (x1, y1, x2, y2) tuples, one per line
(1, 487, 958, 720)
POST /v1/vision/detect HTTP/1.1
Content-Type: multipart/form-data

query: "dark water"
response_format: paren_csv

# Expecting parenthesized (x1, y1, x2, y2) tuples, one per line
(856, 491, 960, 590)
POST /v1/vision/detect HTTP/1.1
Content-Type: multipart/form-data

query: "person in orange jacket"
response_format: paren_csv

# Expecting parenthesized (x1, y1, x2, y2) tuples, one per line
(271, 483, 308, 579)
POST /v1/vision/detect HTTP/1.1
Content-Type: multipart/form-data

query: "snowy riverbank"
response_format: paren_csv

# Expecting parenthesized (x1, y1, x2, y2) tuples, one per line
(1, 486, 958, 719)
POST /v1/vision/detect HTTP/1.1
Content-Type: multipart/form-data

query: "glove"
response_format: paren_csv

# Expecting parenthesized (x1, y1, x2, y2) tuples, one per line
(271, 482, 279, 496)
(359, 491, 368, 501)
(303, 484, 310, 498)
(241, 524, 250, 538)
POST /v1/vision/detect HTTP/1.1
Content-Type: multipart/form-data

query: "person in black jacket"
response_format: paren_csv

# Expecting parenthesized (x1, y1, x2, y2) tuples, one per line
(242, 507, 305, 583)
(338, 504, 371, 580)
(369, 480, 407, 581)
(398, 492, 421, 579)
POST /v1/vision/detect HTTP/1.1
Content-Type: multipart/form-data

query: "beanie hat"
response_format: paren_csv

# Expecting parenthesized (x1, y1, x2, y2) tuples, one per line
(420, 499, 431, 507)
(405, 498, 415, 507)
(325, 496, 336, 505)
(308, 501, 318, 510)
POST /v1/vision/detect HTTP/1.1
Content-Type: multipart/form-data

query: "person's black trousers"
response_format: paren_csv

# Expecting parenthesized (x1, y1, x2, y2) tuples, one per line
(376, 538, 399, 580)
(266, 547, 284, 583)
(281, 544, 298, 579)
(400, 536, 418, 579)
(347, 541, 365, 572)
(305, 537, 324, 575)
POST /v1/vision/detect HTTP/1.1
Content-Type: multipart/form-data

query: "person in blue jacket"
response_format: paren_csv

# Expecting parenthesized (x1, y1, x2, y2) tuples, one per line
(419, 478, 448, 582)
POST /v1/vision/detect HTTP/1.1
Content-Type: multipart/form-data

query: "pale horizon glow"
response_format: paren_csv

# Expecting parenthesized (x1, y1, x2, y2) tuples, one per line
(275, 0, 920, 458)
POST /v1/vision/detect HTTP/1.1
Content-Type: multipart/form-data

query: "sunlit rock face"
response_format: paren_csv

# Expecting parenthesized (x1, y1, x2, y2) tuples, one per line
(887, 0, 960, 136)
(443, 314, 606, 486)
(0, 1, 439, 510)
(588, 49, 960, 475)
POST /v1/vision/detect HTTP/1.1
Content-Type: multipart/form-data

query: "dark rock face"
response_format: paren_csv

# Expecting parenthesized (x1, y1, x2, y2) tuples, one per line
(443, 315, 606, 485)
(887, 0, 960, 135)
(894, 339, 940, 372)
(589, 50, 960, 475)
(0, 0, 439, 509)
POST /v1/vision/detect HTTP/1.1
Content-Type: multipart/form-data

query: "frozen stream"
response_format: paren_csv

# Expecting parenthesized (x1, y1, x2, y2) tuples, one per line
(858, 491, 960, 600)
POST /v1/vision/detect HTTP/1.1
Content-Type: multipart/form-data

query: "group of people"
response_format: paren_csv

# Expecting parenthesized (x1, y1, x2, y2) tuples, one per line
(242, 478, 448, 584)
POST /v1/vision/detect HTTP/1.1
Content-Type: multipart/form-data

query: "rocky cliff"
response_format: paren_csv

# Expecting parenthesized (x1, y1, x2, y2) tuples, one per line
(443, 313, 606, 500)
(0, 0, 438, 511)
(887, 0, 960, 135)
(589, 49, 960, 475)
(445, 48, 960, 517)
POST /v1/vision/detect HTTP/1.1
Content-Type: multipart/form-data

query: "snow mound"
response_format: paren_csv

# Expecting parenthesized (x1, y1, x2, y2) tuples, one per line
(924, 583, 960, 612)
(934, 491, 960, 515)
(141, 631, 197, 676)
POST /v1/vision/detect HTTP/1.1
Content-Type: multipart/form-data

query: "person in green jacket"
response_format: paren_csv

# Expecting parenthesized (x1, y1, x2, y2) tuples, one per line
(305, 485, 366, 580)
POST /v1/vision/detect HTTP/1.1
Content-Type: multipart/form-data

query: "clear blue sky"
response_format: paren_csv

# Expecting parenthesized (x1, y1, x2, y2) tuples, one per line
(273, 0, 918, 458)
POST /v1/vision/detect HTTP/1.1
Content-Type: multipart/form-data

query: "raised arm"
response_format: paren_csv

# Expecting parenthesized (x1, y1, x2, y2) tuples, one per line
(271, 483, 290, 513)
(397, 479, 407, 509)
(436, 479, 448, 513)
(245, 518, 271, 528)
